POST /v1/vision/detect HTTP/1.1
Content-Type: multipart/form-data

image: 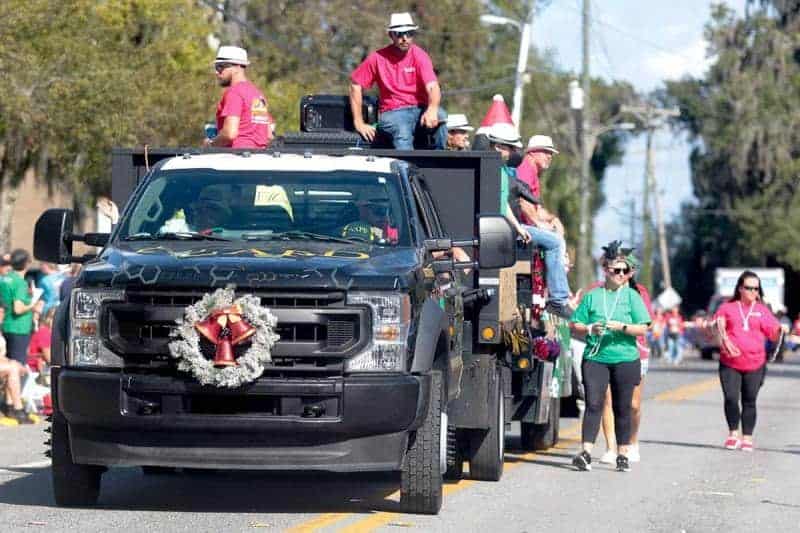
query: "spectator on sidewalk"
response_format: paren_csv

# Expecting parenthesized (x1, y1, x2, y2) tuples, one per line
(0, 252, 11, 326)
(665, 307, 685, 365)
(38, 262, 65, 316)
(0, 335, 33, 424)
(28, 307, 55, 372)
(1, 249, 43, 366)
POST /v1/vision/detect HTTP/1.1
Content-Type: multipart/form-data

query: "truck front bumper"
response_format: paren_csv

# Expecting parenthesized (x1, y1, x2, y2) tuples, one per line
(55, 368, 430, 472)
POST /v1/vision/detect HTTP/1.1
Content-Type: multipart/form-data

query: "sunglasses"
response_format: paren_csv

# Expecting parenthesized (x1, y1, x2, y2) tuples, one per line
(214, 63, 236, 73)
(741, 285, 760, 292)
(390, 30, 417, 39)
(609, 267, 630, 275)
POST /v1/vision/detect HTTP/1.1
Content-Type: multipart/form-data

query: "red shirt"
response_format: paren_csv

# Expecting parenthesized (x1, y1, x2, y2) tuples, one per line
(216, 81, 271, 149)
(351, 44, 438, 113)
(582, 281, 654, 359)
(516, 158, 541, 224)
(714, 301, 780, 371)
(27, 324, 51, 370)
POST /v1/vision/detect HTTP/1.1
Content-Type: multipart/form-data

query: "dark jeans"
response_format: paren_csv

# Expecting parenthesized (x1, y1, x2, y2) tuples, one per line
(581, 358, 641, 447)
(4, 332, 31, 365)
(719, 363, 766, 435)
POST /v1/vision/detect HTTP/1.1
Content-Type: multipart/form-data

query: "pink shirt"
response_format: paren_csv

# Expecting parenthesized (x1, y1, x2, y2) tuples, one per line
(516, 158, 541, 222)
(351, 44, 437, 113)
(714, 301, 780, 371)
(216, 81, 271, 149)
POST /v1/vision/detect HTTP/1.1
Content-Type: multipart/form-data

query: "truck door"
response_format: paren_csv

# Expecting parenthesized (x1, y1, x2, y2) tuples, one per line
(410, 174, 465, 399)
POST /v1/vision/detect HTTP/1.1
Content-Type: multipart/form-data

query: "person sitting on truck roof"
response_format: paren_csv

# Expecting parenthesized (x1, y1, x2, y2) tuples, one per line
(484, 123, 573, 319)
(349, 12, 447, 150)
(203, 46, 272, 149)
(445, 114, 474, 151)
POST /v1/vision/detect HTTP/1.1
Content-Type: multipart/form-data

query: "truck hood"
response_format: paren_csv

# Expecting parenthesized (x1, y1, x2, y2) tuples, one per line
(80, 241, 423, 291)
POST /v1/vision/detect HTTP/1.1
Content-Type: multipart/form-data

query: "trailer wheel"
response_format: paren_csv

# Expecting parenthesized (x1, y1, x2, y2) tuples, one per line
(400, 371, 444, 515)
(51, 413, 102, 507)
(521, 397, 561, 451)
(468, 366, 504, 481)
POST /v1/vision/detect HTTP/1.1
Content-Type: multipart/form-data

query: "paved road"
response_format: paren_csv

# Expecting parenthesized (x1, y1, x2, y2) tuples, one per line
(1, 353, 798, 532)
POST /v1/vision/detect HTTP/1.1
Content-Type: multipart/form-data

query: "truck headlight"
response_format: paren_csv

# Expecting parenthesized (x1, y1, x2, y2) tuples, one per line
(346, 292, 411, 372)
(69, 289, 125, 367)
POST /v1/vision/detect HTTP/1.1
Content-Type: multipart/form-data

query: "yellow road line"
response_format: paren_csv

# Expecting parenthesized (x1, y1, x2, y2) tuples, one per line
(285, 513, 352, 533)
(292, 376, 716, 532)
(653, 377, 718, 402)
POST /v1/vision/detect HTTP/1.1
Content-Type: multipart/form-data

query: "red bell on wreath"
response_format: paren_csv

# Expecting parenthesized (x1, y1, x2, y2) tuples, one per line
(194, 304, 256, 368)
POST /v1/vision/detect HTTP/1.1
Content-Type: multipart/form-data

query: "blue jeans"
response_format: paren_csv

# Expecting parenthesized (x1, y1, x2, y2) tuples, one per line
(378, 106, 447, 150)
(666, 333, 681, 363)
(522, 225, 570, 303)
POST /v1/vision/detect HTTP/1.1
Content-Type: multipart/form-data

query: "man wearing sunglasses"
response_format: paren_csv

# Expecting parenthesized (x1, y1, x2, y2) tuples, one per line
(203, 46, 273, 149)
(350, 12, 447, 150)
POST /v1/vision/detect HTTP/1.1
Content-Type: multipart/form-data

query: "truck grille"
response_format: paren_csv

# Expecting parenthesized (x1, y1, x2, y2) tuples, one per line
(105, 289, 368, 375)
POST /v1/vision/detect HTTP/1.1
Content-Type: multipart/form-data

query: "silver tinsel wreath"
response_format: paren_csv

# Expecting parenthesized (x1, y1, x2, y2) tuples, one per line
(168, 286, 280, 388)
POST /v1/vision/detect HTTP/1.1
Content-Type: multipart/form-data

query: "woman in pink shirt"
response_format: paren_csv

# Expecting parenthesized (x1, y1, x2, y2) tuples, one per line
(712, 271, 781, 452)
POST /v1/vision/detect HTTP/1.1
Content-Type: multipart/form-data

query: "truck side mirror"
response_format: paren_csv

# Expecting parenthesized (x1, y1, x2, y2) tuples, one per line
(477, 215, 516, 269)
(34, 209, 74, 264)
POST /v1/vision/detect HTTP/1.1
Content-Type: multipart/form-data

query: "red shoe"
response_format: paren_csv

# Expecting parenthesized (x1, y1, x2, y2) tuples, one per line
(724, 436, 741, 450)
(740, 441, 754, 452)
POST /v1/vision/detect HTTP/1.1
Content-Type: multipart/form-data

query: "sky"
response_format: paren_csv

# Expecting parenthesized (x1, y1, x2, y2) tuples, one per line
(529, 0, 748, 255)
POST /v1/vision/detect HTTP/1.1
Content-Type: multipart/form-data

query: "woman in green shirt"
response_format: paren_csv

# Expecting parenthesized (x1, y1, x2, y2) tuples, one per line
(569, 242, 651, 472)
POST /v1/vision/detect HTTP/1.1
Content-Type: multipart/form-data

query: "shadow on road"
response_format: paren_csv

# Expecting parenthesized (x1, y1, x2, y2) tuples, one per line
(640, 439, 799, 456)
(0, 467, 413, 513)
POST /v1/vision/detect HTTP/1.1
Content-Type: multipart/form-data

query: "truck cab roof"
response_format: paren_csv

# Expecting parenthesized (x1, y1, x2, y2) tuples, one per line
(160, 152, 398, 174)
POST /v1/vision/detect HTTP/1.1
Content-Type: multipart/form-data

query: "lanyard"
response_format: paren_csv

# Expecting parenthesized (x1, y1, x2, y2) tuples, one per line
(737, 301, 756, 332)
(587, 287, 624, 358)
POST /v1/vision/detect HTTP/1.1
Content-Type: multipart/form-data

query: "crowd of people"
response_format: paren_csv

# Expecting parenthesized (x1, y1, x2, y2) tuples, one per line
(0, 249, 75, 426)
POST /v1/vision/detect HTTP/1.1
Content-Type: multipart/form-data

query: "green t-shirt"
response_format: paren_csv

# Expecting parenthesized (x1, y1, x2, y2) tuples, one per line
(570, 285, 651, 364)
(1, 271, 33, 335)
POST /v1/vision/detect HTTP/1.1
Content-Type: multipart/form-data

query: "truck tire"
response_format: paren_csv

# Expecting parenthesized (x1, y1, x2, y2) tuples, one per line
(444, 424, 464, 480)
(468, 366, 504, 481)
(521, 397, 560, 451)
(400, 371, 444, 515)
(51, 413, 102, 507)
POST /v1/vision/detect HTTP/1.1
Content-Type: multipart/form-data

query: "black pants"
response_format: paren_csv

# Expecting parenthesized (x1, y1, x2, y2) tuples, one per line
(719, 363, 766, 435)
(581, 359, 641, 446)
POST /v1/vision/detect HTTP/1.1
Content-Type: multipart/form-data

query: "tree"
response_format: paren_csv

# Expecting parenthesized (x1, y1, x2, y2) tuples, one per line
(666, 1, 800, 311)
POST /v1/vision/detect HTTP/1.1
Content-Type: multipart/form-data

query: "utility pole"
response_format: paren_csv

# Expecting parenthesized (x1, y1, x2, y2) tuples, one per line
(576, 0, 592, 288)
(511, 3, 535, 127)
(621, 103, 680, 291)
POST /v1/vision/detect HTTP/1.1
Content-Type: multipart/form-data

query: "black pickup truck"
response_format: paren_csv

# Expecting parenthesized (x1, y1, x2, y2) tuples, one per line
(35, 135, 570, 515)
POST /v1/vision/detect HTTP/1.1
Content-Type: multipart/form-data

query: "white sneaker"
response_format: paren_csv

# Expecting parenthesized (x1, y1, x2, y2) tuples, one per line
(599, 450, 617, 464)
(628, 444, 641, 463)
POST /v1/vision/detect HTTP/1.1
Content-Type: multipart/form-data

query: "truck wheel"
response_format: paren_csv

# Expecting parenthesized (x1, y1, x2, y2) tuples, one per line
(521, 397, 561, 451)
(468, 366, 504, 481)
(51, 413, 102, 507)
(400, 371, 444, 515)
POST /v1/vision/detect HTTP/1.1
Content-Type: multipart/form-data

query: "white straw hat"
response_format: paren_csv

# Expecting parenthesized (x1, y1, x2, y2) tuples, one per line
(214, 45, 250, 66)
(446, 114, 474, 132)
(387, 12, 419, 32)
(485, 123, 523, 148)
(525, 134, 559, 154)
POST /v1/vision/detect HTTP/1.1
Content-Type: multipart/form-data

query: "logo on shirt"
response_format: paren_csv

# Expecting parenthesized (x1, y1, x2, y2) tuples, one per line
(251, 97, 270, 125)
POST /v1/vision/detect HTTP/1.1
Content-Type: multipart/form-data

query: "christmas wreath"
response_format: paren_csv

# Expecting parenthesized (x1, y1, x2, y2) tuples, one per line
(168, 286, 280, 388)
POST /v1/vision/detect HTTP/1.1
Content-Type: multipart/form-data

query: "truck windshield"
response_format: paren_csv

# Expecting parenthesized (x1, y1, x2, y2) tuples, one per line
(118, 169, 411, 247)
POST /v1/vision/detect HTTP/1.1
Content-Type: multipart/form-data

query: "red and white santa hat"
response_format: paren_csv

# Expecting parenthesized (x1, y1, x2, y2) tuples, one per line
(476, 94, 515, 135)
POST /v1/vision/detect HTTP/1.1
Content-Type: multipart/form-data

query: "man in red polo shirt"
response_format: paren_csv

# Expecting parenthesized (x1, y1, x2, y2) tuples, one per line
(349, 12, 447, 150)
(203, 46, 272, 149)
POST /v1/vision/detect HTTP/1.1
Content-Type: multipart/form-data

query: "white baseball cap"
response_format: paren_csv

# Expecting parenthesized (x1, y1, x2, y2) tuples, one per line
(447, 114, 474, 132)
(485, 123, 523, 148)
(214, 45, 250, 66)
(387, 12, 418, 32)
(525, 134, 559, 154)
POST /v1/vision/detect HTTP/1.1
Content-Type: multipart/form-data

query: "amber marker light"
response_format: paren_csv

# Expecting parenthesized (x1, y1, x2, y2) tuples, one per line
(481, 326, 496, 341)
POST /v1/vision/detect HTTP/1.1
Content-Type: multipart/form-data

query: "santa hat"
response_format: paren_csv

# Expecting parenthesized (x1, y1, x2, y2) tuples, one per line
(476, 94, 515, 135)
